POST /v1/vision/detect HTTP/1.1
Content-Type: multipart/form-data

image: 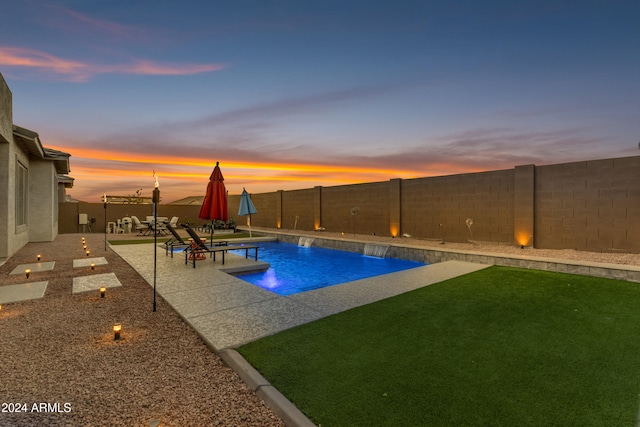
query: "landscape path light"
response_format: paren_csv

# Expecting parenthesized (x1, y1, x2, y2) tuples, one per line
(113, 324, 122, 340)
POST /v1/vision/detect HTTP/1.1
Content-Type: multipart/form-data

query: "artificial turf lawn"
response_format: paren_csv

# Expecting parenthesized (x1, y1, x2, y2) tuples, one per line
(238, 266, 640, 426)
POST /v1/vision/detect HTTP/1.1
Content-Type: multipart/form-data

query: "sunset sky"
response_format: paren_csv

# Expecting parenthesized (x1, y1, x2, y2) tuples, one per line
(1, 1, 639, 203)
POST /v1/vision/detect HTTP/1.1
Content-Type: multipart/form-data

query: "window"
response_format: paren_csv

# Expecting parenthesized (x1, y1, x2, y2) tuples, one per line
(16, 160, 27, 226)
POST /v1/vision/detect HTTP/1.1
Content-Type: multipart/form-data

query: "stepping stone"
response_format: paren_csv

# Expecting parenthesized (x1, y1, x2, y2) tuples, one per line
(72, 272, 122, 294)
(10, 262, 55, 275)
(73, 257, 108, 268)
(0, 282, 48, 303)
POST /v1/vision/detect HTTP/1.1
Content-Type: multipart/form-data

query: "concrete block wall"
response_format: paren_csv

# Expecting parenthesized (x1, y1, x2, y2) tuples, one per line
(319, 181, 390, 236)
(280, 188, 316, 230)
(535, 157, 640, 252)
(60, 155, 640, 253)
(400, 169, 514, 244)
(513, 165, 535, 247)
(58, 202, 202, 234)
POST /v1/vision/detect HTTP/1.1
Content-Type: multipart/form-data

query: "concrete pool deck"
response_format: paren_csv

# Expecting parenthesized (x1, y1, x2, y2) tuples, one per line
(111, 242, 489, 350)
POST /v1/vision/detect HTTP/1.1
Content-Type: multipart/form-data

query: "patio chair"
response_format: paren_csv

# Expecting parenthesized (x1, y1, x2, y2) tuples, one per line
(164, 223, 190, 257)
(154, 220, 168, 236)
(169, 216, 179, 227)
(131, 216, 149, 236)
(114, 219, 125, 234)
(122, 217, 132, 233)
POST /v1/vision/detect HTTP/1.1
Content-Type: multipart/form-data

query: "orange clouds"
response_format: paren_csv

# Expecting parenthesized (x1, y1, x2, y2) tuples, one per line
(59, 144, 435, 202)
(0, 46, 225, 82)
(55, 145, 420, 178)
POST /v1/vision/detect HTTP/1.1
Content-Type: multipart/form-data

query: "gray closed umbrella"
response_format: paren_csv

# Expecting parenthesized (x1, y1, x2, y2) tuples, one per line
(238, 188, 257, 237)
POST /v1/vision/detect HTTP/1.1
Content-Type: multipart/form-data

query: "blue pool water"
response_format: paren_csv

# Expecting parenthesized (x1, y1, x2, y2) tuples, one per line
(230, 241, 425, 296)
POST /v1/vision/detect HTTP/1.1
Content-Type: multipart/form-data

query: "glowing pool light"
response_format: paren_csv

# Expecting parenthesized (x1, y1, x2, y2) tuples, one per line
(256, 268, 283, 290)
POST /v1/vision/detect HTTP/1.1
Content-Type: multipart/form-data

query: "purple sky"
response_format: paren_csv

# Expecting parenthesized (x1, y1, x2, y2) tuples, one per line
(1, 0, 639, 202)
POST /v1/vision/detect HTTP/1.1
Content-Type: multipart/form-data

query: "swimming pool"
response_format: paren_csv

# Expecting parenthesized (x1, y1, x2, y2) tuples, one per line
(230, 241, 425, 296)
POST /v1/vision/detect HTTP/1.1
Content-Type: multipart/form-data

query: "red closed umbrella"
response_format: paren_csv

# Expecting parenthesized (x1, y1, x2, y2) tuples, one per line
(199, 162, 228, 222)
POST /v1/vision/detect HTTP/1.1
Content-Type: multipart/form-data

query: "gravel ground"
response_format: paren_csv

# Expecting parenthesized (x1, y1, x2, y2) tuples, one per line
(0, 233, 284, 427)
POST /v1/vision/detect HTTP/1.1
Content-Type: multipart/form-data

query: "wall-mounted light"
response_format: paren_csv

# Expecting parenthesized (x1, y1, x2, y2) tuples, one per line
(100, 287, 106, 298)
(37, 254, 41, 261)
(25, 269, 30, 278)
(113, 324, 122, 340)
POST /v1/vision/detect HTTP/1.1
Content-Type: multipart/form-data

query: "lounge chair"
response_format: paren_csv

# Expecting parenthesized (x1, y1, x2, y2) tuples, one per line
(181, 224, 228, 267)
(164, 223, 190, 257)
(131, 216, 149, 236)
(181, 224, 259, 268)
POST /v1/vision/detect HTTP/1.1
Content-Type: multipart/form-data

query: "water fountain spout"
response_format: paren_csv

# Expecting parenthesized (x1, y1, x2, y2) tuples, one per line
(298, 237, 315, 247)
(363, 244, 390, 258)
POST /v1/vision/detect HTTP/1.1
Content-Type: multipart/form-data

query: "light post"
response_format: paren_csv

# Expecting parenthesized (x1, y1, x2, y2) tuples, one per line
(152, 172, 159, 312)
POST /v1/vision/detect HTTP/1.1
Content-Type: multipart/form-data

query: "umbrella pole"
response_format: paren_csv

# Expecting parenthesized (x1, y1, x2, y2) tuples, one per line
(248, 214, 252, 238)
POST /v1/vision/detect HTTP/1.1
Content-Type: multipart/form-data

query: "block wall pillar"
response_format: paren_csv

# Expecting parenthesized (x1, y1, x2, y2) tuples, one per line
(314, 186, 322, 230)
(513, 164, 535, 247)
(276, 190, 283, 229)
(389, 178, 401, 237)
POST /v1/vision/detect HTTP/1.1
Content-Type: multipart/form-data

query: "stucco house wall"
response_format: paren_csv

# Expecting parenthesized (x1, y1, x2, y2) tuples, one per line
(0, 73, 72, 261)
(0, 73, 27, 260)
(29, 158, 60, 242)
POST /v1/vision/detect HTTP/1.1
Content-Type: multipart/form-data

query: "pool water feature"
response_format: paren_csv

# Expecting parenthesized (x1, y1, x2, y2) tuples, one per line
(363, 243, 390, 257)
(231, 241, 425, 296)
(298, 236, 315, 247)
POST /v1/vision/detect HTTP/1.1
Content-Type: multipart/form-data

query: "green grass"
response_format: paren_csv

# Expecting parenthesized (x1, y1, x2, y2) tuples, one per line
(238, 266, 640, 426)
(108, 233, 252, 245)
